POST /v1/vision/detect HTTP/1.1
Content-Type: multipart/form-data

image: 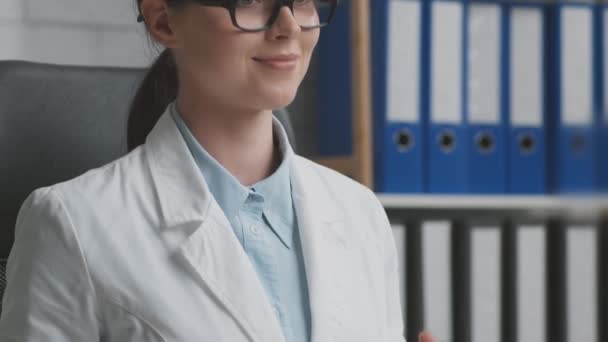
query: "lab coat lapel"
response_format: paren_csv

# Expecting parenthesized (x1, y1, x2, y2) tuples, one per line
(144, 108, 355, 342)
(290, 157, 350, 342)
(177, 204, 286, 342)
(144, 109, 284, 342)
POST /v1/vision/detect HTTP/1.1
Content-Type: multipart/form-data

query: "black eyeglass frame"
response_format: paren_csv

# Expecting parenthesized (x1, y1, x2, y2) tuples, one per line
(137, 0, 339, 32)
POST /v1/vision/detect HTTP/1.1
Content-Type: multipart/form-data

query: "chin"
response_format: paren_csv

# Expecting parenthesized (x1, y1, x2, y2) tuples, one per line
(256, 85, 298, 109)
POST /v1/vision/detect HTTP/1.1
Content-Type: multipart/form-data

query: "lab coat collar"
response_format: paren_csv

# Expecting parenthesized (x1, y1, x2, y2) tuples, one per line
(144, 106, 347, 342)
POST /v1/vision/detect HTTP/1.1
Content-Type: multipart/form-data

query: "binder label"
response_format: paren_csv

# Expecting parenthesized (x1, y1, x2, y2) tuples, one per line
(422, 222, 453, 341)
(604, 9, 608, 124)
(566, 227, 598, 342)
(468, 4, 501, 125)
(431, 1, 463, 125)
(517, 227, 546, 342)
(561, 8, 593, 126)
(471, 227, 501, 342)
(511, 8, 543, 127)
(387, 0, 421, 124)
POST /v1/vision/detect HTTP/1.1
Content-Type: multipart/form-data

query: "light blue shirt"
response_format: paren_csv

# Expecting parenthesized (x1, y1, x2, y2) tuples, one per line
(170, 103, 311, 342)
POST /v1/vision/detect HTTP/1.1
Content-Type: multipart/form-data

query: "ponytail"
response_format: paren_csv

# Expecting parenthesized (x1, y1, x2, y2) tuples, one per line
(127, 48, 178, 151)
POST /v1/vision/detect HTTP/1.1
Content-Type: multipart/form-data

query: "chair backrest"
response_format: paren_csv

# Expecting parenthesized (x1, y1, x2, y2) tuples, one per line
(0, 259, 6, 314)
(0, 61, 144, 259)
(0, 61, 296, 309)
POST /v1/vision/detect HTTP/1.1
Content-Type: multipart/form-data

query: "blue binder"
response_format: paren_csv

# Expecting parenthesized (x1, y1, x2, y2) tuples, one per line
(465, 1, 507, 193)
(506, 2, 548, 194)
(597, 2, 608, 192)
(317, 0, 352, 158)
(318, 0, 428, 193)
(548, 1, 597, 193)
(371, 0, 428, 193)
(428, 0, 468, 193)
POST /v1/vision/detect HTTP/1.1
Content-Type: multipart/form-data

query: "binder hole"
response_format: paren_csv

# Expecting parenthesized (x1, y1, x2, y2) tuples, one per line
(570, 134, 586, 154)
(393, 129, 414, 152)
(437, 131, 456, 154)
(475, 132, 495, 154)
(518, 133, 536, 155)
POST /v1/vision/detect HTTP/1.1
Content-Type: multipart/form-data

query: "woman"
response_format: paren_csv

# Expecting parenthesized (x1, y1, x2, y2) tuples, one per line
(0, 0, 433, 341)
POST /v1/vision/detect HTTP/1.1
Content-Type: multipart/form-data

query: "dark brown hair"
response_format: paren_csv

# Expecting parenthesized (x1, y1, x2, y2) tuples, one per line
(127, 0, 186, 151)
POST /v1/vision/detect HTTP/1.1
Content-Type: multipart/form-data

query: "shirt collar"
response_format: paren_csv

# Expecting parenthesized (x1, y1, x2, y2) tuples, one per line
(170, 102, 295, 248)
(250, 121, 295, 249)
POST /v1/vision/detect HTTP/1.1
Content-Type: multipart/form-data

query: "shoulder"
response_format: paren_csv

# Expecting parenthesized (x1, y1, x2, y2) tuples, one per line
(293, 154, 390, 227)
(293, 155, 372, 192)
(292, 155, 383, 214)
(19, 146, 151, 230)
(50, 146, 148, 204)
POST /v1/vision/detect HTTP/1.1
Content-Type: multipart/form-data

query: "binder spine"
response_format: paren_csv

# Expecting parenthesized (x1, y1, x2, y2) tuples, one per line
(428, 0, 469, 193)
(470, 225, 502, 342)
(466, 1, 507, 193)
(422, 221, 455, 341)
(597, 4, 608, 192)
(507, 2, 549, 194)
(371, 0, 427, 193)
(550, 2, 597, 193)
(566, 225, 599, 342)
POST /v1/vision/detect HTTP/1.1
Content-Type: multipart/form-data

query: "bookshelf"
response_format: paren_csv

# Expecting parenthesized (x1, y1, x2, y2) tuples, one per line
(377, 194, 608, 221)
(313, 0, 374, 188)
(310, 3, 608, 342)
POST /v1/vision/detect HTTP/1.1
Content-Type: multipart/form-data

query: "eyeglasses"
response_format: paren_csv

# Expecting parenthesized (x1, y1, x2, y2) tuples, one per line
(137, 0, 339, 32)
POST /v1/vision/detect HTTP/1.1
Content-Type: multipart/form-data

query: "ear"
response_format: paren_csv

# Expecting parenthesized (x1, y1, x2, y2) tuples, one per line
(139, 0, 182, 48)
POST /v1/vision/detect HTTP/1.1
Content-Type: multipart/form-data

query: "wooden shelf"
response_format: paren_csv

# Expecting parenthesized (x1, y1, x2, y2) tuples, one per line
(376, 194, 608, 221)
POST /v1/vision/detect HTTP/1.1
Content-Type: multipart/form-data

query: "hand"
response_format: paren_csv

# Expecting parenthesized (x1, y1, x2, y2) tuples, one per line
(418, 331, 435, 342)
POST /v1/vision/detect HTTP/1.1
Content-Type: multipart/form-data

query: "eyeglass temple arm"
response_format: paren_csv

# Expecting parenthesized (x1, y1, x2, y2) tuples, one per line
(136, 0, 229, 22)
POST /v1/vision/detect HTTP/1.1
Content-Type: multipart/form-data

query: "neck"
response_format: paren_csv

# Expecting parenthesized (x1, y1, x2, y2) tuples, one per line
(175, 94, 280, 187)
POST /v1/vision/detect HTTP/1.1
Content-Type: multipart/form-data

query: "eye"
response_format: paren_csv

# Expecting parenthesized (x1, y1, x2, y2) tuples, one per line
(293, 0, 311, 5)
(236, 0, 260, 7)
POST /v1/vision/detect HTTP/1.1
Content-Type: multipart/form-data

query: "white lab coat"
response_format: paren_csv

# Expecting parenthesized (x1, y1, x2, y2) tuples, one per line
(0, 108, 405, 342)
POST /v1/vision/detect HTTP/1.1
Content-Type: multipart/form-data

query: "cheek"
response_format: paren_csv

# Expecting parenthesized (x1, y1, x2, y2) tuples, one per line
(183, 34, 251, 83)
(180, 11, 251, 82)
(304, 30, 320, 55)
(299, 31, 320, 76)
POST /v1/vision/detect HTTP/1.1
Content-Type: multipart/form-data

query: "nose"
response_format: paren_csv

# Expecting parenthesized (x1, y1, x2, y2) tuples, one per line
(267, 6, 301, 39)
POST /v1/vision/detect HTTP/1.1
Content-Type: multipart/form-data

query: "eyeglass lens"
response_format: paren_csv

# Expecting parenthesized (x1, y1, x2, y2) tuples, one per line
(234, 0, 334, 30)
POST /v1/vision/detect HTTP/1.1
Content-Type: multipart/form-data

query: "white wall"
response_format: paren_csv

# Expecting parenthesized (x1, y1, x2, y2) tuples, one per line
(0, 0, 155, 67)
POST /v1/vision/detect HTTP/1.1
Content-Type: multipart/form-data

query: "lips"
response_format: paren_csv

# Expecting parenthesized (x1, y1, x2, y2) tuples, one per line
(252, 54, 300, 70)
(252, 54, 300, 62)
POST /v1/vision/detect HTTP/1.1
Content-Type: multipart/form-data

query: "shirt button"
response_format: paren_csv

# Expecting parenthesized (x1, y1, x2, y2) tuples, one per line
(250, 225, 260, 235)
(272, 305, 280, 317)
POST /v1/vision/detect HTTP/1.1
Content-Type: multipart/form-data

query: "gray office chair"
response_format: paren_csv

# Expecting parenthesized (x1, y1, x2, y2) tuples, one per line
(0, 60, 296, 314)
